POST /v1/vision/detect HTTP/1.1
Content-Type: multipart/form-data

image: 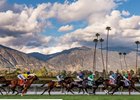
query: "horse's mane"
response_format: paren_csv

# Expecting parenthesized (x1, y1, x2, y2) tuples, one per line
(64, 77, 72, 80)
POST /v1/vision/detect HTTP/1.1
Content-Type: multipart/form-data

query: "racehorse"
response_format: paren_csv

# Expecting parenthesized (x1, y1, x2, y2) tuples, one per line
(3, 74, 39, 95)
(102, 79, 117, 94)
(41, 77, 74, 95)
(0, 76, 7, 95)
(66, 77, 105, 95)
(110, 75, 140, 95)
(21, 74, 39, 96)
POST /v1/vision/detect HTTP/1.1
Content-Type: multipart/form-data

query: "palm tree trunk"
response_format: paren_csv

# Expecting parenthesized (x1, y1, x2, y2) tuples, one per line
(106, 30, 109, 74)
(101, 42, 105, 70)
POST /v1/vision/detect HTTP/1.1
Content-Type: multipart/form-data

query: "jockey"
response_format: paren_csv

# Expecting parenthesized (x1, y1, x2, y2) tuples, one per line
(56, 74, 64, 82)
(109, 72, 116, 85)
(17, 71, 31, 86)
(87, 73, 95, 86)
(77, 71, 85, 81)
(123, 72, 130, 86)
(127, 71, 131, 80)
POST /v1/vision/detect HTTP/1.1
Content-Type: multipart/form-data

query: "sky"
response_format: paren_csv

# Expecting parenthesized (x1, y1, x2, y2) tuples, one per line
(0, 0, 140, 54)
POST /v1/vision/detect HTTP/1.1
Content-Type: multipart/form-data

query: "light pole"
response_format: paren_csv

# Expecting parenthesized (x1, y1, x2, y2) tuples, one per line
(123, 52, 127, 70)
(106, 26, 111, 74)
(119, 52, 123, 70)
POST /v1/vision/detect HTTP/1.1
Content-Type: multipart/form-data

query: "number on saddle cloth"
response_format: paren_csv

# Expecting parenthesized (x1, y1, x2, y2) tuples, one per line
(88, 81, 93, 86)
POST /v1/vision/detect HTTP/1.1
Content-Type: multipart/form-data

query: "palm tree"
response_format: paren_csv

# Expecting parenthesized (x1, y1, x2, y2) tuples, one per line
(100, 38, 105, 71)
(123, 52, 127, 69)
(135, 41, 140, 74)
(119, 52, 123, 70)
(106, 26, 111, 73)
(93, 38, 98, 73)
(96, 33, 100, 39)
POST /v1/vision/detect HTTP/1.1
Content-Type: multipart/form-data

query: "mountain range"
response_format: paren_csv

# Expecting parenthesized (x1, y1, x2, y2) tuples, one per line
(0, 44, 139, 72)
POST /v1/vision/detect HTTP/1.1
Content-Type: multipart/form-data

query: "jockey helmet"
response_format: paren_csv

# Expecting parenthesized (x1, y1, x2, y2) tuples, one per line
(27, 71, 30, 75)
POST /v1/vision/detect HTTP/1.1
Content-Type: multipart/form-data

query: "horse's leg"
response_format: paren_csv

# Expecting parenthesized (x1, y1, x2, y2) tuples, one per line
(85, 88, 89, 94)
(93, 86, 98, 95)
(81, 88, 85, 94)
(15, 89, 19, 95)
(111, 85, 121, 95)
(11, 88, 15, 94)
(78, 88, 81, 94)
(69, 89, 74, 95)
(61, 86, 64, 93)
(67, 86, 74, 95)
(19, 86, 24, 93)
(0, 87, 7, 95)
(120, 86, 123, 95)
(41, 88, 48, 95)
(12, 88, 19, 95)
(128, 87, 131, 95)
(0, 90, 3, 95)
(48, 87, 53, 95)
(103, 85, 109, 94)
(7, 86, 11, 94)
(131, 86, 140, 93)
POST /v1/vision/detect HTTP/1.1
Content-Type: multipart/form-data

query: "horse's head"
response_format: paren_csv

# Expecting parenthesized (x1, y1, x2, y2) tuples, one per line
(116, 74, 123, 81)
(0, 76, 6, 82)
(64, 77, 74, 84)
(131, 76, 140, 83)
(96, 77, 105, 84)
(28, 74, 39, 81)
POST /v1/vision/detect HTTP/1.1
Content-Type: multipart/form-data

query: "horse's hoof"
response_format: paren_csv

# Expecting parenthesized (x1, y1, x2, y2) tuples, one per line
(104, 90, 108, 94)
(87, 93, 90, 95)
(109, 93, 113, 95)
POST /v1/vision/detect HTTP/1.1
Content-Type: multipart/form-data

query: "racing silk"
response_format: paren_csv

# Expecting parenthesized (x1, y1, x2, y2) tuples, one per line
(113, 73, 117, 80)
(88, 74, 94, 81)
(78, 72, 84, 79)
(17, 74, 26, 80)
(109, 74, 115, 84)
(56, 75, 64, 81)
(23, 74, 28, 79)
(123, 74, 130, 86)
(17, 74, 27, 86)
(128, 73, 131, 80)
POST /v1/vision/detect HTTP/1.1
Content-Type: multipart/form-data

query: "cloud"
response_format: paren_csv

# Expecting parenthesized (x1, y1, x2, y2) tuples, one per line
(57, 9, 140, 51)
(0, 0, 140, 54)
(0, 3, 52, 37)
(58, 25, 74, 32)
(46, 0, 116, 23)
(0, 0, 6, 10)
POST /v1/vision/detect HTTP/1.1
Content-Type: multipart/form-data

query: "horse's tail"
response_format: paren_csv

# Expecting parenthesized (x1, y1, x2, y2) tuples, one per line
(2, 83, 10, 87)
(2, 80, 11, 87)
